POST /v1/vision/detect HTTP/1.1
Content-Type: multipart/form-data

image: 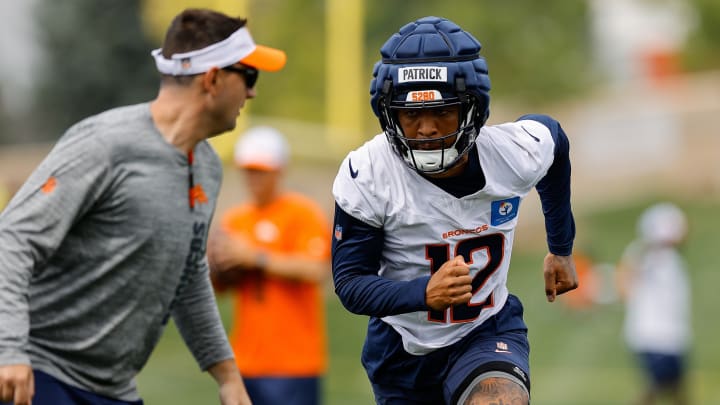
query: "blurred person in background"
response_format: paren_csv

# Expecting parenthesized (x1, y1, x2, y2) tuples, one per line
(0, 8, 287, 405)
(207, 126, 331, 405)
(617, 202, 691, 405)
(331, 16, 577, 405)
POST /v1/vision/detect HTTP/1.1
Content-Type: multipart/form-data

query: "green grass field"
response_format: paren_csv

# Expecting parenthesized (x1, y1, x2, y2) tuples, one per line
(137, 197, 720, 404)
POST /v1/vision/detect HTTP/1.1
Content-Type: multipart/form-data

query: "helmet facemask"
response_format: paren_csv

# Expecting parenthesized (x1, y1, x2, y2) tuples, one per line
(379, 85, 482, 174)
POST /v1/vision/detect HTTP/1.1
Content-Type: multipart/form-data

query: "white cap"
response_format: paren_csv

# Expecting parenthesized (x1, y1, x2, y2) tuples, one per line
(233, 126, 289, 171)
(638, 202, 687, 246)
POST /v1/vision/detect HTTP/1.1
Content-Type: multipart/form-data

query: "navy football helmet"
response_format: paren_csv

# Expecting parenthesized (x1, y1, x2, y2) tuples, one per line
(370, 16, 491, 174)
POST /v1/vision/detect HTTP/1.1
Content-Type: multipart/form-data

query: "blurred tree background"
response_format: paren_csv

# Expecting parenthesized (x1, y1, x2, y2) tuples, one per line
(685, 0, 720, 69)
(28, 0, 158, 142)
(364, 1, 592, 103)
(0, 0, 718, 144)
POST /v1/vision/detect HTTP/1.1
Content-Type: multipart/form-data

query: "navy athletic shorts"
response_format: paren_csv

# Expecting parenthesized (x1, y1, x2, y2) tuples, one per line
(243, 376, 321, 405)
(363, 294, 531, 405)
(637, 351, 687, 388)
(0, 369, 143, 405)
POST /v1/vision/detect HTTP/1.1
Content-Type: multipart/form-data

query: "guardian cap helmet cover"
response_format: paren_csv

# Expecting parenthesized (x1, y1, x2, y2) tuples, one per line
(370, 16, 491, 174)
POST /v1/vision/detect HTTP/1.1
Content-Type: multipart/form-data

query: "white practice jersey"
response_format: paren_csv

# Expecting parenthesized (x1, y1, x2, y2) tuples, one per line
(333, 119, 556, 354)
(622, 242, 691, 354)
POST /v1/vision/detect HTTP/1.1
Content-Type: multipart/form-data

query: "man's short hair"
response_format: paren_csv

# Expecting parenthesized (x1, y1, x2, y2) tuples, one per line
(161, 9, 247, 58)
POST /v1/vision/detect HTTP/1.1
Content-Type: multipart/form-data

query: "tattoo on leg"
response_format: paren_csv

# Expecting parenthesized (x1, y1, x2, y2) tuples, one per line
(463, 377, 528, 405)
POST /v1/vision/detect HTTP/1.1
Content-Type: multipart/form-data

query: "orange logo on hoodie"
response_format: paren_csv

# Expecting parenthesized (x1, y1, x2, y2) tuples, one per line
(189, 184, 208, 208)
(41, 177, 57, 194)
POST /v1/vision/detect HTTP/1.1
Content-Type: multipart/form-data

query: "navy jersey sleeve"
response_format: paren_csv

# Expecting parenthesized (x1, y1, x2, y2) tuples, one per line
(331, 203, 429, 317)
(519, 114, 575, 255)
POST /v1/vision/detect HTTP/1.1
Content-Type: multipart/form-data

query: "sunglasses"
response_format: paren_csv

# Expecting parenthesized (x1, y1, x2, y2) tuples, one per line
(222, 65, 259, 88)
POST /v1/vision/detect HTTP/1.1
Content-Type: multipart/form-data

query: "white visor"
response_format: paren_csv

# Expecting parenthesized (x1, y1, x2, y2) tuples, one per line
(151, 27, 286, 76)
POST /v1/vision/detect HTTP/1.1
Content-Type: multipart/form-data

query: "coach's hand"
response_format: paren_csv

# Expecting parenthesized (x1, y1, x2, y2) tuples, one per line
(219, 380, 252, 405)
(425, 255, 473, 311)
(208, 359, 252, 405)
(0, 364, 34, 405)
(543, 253, 578, 302)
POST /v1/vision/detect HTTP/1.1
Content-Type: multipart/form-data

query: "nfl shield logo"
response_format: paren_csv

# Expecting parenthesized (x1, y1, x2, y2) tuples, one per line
(334, 224, 343, 241)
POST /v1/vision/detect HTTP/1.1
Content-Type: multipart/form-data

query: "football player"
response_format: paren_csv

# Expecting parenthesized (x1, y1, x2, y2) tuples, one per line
(617, 203, 691, 405)
(332, 16, 578, 404)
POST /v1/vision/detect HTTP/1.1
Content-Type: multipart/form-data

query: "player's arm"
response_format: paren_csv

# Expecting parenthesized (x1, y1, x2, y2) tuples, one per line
(614, 242, 641, 301)
(207, 228, 263, 290)
(332, 203, 429, 317)
(258, 251, 329, 283)
(208, 220, 329, 285)
(261, 209, 331, 283)
(260, 201, 332, 283)
(614, 259, 633, 301)
(519, 114, 578, 301)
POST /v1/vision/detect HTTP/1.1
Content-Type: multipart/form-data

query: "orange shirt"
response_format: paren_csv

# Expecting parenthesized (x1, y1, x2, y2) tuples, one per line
(221, 192, 330, 377)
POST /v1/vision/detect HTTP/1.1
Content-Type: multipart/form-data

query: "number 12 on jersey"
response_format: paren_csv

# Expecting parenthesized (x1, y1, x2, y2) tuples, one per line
(426, 233, 505, 323)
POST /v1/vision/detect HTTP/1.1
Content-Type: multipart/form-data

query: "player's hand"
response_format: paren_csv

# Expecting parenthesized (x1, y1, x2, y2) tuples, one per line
(0, 364, 34, 405)
(207, 229, 255, 289)
(543, 253, 578, 302)
(425, 255, 473, 311)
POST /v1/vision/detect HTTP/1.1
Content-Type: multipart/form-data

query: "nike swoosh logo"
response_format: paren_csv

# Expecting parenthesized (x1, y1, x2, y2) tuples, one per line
(494, 349, 513, 354)
(348, 158, 359, 179)
(521, 126, 540, 142)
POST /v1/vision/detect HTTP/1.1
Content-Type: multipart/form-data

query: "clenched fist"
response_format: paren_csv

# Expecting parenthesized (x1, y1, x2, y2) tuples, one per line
(543, 253, 578, 302)
(425, 255, 473, 311)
